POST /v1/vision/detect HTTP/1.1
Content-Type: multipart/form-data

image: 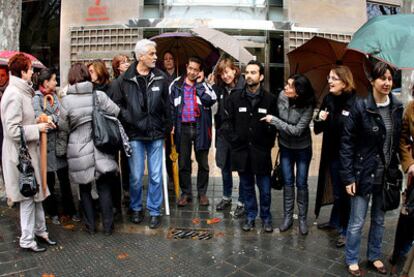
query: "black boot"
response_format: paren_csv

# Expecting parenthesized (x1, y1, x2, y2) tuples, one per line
(279, 186, 294, 232)
(297, 188, 309, 235)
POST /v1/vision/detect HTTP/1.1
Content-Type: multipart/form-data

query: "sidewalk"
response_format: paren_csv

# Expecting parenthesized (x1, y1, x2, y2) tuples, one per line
(0, 177, 403, 276)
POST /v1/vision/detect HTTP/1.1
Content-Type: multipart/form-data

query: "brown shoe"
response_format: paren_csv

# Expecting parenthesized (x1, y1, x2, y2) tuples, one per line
(347, 264, 362, 277)
(199, 195, 210, 206)
(368, 260, 387, 275)
(177, 195, 191, 207)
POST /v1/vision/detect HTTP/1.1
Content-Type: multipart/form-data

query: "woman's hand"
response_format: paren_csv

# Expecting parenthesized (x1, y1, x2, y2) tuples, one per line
(346, 182, 356, 196)
(260, 115, 274, 123)
(207, 73, 215, 85)
(318, 108, 329, 121)
(37, 122, 56, 133)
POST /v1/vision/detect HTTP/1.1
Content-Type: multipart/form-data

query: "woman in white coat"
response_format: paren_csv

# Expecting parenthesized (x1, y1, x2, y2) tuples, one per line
(1, 53, 57, 252)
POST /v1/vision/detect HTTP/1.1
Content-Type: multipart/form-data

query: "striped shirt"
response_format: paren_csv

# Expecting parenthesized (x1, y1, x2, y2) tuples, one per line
(181, 82, 199, 122)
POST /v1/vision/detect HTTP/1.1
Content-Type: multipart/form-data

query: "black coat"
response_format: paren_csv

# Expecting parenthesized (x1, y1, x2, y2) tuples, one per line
(110, 62, 172, 141)
(339, 92, 403, 196)
(314, 92, 356, 217)
(224, 86, 278, 175)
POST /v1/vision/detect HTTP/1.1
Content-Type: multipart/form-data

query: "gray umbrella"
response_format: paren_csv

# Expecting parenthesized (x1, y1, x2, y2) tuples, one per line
(191, 27, 254, 65)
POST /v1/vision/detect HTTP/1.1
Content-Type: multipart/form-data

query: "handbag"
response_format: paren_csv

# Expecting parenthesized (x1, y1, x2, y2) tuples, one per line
(271, 150, 283, 190)
(17, 126, 38, 197)
(381, 167, 403, 212)
(92, 90, 123, 154)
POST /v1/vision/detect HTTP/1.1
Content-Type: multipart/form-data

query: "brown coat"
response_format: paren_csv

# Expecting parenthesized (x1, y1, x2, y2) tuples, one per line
(400, 100, 414, 173)
(1, 76, 49, 202)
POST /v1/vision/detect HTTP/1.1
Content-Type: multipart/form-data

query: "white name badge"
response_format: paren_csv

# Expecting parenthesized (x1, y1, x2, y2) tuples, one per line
(258, 108, 267, 114)
(239, 107, 247, 112)
(152, 87, 160, 91)
(342, 110, 350, 116)
(174, 96, 181, 107)
(220, 94, 224, 99)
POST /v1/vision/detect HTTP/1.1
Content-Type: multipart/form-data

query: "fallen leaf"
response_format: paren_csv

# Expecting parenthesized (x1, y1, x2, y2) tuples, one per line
(192, 218, 201, 224)
(117, 253, 129, 260)
(215, 232, 225, 238)
(206, 217, 221, 225)
(63, 224, 75, 230)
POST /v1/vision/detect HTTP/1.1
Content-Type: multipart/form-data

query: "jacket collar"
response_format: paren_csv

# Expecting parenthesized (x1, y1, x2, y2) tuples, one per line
(366, 91, 402, 113)
(123, 61, 160, 83)
(67, 81, 93, 95)
(9, 75, 34, 97)
(241, 85, 264, 98)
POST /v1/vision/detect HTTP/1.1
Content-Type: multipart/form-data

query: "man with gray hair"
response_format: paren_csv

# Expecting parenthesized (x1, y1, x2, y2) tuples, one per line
(110, 39, 171, 229)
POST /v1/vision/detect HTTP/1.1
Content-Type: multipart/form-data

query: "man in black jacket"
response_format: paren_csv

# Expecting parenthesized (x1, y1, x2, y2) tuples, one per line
(110, 39, 171, 229)
(224, 60, 278, 232)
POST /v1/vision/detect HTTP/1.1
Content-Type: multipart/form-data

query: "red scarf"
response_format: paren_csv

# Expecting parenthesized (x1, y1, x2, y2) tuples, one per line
(39, 85, 54, 106)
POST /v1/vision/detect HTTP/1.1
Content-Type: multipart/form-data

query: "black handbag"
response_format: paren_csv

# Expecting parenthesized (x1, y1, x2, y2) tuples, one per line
(271, 150, 283, 190)
(17, 126, 38, 197)
(92, 90, 123, 154)
(381, 168, 403, 212)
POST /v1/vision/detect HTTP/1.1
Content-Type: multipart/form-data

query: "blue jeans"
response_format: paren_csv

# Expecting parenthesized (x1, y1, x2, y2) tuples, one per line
(240, 173, 271, 222)
(280, 145, 312, 189)
(222, 161, 244, 204)
(329, 159, 350, 236)
(346, 193, 385, 265)
(128, 139, 164, 216)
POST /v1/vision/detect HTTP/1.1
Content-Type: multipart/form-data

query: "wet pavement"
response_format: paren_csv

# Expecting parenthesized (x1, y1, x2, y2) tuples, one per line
(0, 177, 405, 276)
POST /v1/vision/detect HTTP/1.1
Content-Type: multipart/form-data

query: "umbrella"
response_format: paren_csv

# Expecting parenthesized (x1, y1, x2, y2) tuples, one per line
(38, 95, 54, 194)
(150, 32, 220, 75)
(169, 133, 180, 199)
(191, 27, 254, 65)
(348, 14, 414, 70)
(287, 36, 371, 107)
(0, 50, 46, 69)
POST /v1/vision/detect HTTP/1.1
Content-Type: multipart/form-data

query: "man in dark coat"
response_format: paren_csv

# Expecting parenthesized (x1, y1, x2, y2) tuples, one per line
(170, 56, 216, 207)
(110, 39, 172, 229)
(224, 60, 277, 232)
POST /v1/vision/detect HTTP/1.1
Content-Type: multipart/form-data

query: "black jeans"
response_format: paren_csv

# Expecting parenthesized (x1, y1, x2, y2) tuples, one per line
(43, 167, 76, 217)
(79, 173, 114, 232)
(179, 124, 209, 197)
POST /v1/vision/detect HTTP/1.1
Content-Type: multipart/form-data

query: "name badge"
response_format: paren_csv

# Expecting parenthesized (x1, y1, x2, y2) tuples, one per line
(258, 108, 267, 114)
(174, 96, 181, 107)
(239, 107, 247, 112)
(220, 94, 224, 99)
(342, 110, 350, 116)
(151, 87, 160, 91)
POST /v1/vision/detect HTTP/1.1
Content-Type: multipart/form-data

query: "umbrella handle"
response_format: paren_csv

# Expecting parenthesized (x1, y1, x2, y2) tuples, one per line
(170, 133, 175, 146)
(43, 94, 54, 111)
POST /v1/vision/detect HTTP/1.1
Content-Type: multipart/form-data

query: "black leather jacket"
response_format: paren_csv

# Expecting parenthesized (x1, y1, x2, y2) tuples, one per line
(110, 62, 172, 141)
(339, 92, 403, 196)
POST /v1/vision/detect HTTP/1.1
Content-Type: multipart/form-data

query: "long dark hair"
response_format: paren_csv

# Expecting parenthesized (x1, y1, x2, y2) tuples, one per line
(289, 74, 315, 108)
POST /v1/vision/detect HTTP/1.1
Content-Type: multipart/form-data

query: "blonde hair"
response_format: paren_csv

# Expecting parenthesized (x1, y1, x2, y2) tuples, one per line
(330, 65, 355, 93)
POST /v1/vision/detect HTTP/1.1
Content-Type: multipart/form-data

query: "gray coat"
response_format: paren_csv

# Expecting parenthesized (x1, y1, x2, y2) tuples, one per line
(33, 91, 67, 172)
(60, 82, 120, 185)
(1, 76, 50, 202)
(270, 91, 313, 150)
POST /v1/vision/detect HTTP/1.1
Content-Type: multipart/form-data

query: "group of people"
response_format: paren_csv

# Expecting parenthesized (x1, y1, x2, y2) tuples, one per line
(0, 38, 413, 276)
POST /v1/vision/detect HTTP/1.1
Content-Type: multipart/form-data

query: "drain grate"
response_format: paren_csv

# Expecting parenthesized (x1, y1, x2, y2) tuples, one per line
(167, 228, 214, 240)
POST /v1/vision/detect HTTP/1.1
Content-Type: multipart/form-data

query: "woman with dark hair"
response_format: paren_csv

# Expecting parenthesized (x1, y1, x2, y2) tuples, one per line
(61, 63, 120, 235)
(340, 62, 403, 276)
(33, 68, 79, 224)
(88, 60, 123, 216)
(1, 53, 56, 252)
(209, 57, 246, 217)
(314, 65, 356, 247)
(162, 51, 177, 84)
(112, 55, 130, 79)
(88, 60, 111, 93)
(261, 74, 315, 235)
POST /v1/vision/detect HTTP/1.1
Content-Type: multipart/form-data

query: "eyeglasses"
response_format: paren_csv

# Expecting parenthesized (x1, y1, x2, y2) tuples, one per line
(327, 75, 341, 82)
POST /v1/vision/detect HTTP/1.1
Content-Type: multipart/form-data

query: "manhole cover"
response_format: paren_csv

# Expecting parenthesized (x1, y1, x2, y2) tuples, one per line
(167, 228, 214, 240)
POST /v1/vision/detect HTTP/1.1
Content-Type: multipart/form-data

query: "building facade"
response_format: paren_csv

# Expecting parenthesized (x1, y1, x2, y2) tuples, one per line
(60, 0, 401, 91)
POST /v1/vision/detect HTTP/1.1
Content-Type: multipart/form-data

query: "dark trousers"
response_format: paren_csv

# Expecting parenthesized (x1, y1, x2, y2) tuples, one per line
(111, 172, 122, 211)
(179, 124, 209, 197)
(390, 213, 414, 264)
(328, 159, 350, 236)
(79, 173, 114, 232)
(43, 167, 76, 217)
(240, 172, 272, 222)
